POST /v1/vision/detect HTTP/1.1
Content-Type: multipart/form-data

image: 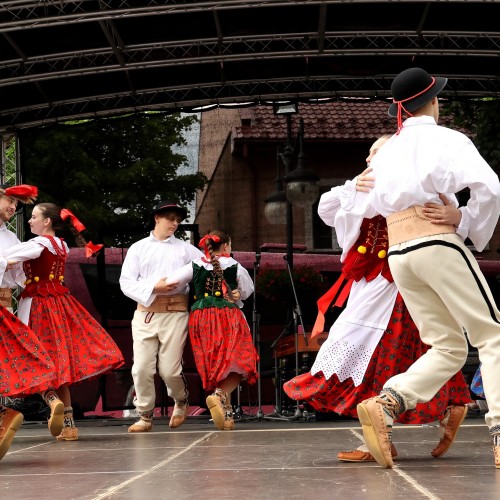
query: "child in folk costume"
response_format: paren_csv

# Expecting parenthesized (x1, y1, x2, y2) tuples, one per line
(166, 229, 258, 430)
(0, 184, 60, 461)
(4, 202, 124, 441)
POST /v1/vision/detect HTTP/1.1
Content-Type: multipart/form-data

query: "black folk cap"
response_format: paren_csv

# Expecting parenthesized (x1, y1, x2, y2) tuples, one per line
(388, 67, 448, 117)
(150, 200, 187, 223)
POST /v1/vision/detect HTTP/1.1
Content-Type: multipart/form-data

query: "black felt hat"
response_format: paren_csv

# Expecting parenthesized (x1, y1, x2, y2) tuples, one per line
(150, 200, 187, 223)
(388, 67, 448, 117)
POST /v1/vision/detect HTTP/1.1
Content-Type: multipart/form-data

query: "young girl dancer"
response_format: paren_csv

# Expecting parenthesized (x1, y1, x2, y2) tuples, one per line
(4, 202, 124, 441)
(166, 229, 258, 430)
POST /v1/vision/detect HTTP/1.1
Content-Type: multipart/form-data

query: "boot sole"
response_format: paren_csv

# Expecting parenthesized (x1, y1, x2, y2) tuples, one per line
(206, 396, 225, 430)
(357, 403, 393, 469)
(56, 429, 79, 441)
(48, 401, 65, 437)
(0, 412, 24, 461)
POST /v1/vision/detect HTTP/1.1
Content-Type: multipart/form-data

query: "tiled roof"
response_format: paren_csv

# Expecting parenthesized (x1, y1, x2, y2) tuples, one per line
(233, 100, 459, 142)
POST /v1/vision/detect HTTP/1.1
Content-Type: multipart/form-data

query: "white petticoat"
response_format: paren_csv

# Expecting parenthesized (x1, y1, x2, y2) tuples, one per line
(310, 274, 398, 386)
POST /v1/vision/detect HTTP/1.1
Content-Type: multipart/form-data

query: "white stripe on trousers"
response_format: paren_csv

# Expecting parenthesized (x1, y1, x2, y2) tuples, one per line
(385, 233, 500, 431)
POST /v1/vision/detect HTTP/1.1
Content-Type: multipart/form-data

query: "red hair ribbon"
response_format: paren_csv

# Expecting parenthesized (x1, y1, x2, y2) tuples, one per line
(60, 208, 86, 233)
(3, 184, 38, 203)
(393, 77, 435, 134)
(199, 234, 221, 259)
(85, 241, 104, 258)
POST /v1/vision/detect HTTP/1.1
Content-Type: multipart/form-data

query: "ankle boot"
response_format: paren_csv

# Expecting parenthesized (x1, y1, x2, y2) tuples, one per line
(128, 410, 154, 433)
(42, 389, 64, 437)
(206, 388, 228, 430)
(223, 402, 235, 431)
(56, 407, 79, 441)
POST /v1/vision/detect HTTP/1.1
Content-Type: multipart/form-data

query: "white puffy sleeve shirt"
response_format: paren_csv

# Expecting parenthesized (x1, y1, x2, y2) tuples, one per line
(0, 224, 25, 288)
(353, 116, 500, 252)
(2, 236, 70, 323)
(119, 233, 203, 307)
(318, 178, 365, 262)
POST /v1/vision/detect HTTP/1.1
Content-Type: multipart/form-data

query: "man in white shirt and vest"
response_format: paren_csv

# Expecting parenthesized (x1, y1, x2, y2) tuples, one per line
(120, 200, 203, 432)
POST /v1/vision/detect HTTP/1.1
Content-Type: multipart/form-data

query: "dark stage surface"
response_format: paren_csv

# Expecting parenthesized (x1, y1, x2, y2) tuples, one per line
(0, 410, 498, 500)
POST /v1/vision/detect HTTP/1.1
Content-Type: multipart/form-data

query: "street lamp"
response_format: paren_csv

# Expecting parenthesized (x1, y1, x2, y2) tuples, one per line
(263, 104, 320, 419)
(264, 104, 320, 270)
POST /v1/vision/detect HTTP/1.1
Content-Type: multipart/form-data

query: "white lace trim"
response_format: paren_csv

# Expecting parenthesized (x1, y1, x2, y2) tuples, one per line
(311, 320, 385, 387)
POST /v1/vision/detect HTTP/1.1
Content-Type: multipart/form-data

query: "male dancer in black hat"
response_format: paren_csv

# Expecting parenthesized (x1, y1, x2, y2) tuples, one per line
(350, 67, 500, 469)
(120, 200, 203, 432)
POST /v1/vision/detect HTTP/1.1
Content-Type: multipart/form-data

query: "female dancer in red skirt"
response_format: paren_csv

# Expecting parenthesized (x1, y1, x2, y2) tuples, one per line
(167, 229, 258, 430)
(0, 306, 58, 460)
(0, 183, 61, 460)
(283, 136, 472, 462)
(5, 202, 124, 441)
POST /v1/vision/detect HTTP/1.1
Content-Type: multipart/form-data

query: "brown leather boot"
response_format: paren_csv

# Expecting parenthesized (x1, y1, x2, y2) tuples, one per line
(431, 405, 468, 458)
(169, 400, 189, 429)
(338, 443, 398, 462)
(56, 407, 79, 441)
(0, 407, 23, 461)
(128, 417, 153, 433)
(47, 398, 64, 437)
(206, 389, 228, 430)
(356, 392, 403, 469)
(57, 427, 79, 441)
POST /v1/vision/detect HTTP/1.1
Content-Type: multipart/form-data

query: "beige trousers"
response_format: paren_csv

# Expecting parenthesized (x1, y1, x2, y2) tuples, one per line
(386, 233, 500, 431)
(131, 310, 189, 415)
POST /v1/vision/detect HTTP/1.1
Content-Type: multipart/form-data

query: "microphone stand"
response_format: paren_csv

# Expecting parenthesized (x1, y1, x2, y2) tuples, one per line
(262, 255, 311, 422)
(234, 250, 262, 422)
(284, 255, 308, 419)
(253, 251, 264, 419)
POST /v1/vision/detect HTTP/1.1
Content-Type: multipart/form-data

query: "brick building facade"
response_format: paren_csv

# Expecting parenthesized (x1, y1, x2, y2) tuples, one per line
(194, 101, 500, 262)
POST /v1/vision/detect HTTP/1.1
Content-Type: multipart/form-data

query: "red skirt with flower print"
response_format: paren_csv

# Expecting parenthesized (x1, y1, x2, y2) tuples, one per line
(0, 306, 57, 397)
(189, 306, 259, 391)
(26, 293, 124, 389)
(283, 293, 472, 424)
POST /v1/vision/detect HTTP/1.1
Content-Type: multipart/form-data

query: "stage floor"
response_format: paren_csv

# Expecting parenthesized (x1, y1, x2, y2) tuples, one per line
(1, 410, 498, 500)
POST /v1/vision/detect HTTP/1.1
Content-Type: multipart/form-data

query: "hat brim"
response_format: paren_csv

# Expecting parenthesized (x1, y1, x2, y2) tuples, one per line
(150, 205, 187, 224)
(388, 76, 448, 117)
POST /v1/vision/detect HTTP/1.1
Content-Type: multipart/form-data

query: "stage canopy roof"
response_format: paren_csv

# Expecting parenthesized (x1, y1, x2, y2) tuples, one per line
(1, 0, 499, 132)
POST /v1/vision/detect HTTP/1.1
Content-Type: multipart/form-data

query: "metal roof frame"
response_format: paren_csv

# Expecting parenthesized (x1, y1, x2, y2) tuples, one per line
(1, 0, 499, 131)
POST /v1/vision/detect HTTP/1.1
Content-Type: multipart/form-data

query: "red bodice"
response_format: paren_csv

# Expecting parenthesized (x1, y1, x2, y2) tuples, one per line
(21, 236, 69, 298)
(342, 215, 393, 283)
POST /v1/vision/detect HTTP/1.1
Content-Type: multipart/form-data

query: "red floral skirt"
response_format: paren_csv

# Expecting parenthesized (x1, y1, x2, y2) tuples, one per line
(0, 306, 57, 397)
(283, 294, 472, 424)
(26, 293, 124, 389)
(189, 306, 259, 391)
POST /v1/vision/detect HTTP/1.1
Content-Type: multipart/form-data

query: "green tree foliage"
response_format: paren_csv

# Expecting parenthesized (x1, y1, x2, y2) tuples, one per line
(443, 99, 500, 170)
(19, 112, 207, 247)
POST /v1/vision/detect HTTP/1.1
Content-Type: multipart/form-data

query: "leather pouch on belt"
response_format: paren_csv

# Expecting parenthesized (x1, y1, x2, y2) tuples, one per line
(137, 294, 188, 313)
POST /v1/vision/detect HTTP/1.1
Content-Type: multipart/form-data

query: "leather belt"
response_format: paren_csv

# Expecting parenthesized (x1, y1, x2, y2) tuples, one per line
(0, 287, 12, 308)
(137, 294, 189, 313)
(386, 206, 455, 246)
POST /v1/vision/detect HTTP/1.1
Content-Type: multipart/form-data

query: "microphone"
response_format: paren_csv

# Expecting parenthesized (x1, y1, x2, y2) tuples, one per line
(255, 251, 261, 268)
